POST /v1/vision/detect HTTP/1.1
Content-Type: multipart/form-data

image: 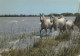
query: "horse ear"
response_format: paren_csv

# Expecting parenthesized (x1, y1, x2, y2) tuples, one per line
(42, 13, 45, 17)
(50, 14, 52, 19)
(50, 14, 53, 19)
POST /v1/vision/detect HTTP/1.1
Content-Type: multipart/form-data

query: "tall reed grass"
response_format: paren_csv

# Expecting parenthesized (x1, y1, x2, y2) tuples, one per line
(1, 32, 80, 56)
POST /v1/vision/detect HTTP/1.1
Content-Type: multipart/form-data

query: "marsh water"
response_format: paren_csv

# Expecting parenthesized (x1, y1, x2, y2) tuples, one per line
(0, 16, 76, 49)
(0, 16, 76, 33)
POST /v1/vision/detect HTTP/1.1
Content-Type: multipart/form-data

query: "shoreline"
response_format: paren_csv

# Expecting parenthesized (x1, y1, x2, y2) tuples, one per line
(0, 16, 76, 17)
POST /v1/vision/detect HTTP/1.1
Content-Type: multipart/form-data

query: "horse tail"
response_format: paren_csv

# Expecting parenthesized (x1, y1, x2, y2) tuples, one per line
(71, 23, 75, 30)
(73, 24, 80, 31)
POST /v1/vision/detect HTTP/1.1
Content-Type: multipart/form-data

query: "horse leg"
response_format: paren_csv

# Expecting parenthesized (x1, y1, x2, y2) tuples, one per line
(65, 25, 68, 33)
(45, 28, 47, 36)
(69, 28, 72, 33)
(40, 28, 43, 36)
(60, 29, 62, 33)
(60, 28, 64, 33)
(50, 28, 52, 33)
(63, 25, 66, 32)
(54, 26, 57, 31)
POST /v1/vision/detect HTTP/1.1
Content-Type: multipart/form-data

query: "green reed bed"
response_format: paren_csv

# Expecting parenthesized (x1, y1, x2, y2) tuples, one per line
(55, 32, 72, 42)
(1, 32, 80, 56)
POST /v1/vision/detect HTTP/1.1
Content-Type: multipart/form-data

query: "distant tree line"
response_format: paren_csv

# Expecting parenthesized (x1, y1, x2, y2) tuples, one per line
(0, 14, 40, 17)
(0, 13, 80, 17)
(49, 13, 80, 16)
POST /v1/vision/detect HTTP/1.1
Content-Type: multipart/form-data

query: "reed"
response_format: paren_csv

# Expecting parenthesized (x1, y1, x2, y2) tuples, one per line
(1, 32, 80, 56)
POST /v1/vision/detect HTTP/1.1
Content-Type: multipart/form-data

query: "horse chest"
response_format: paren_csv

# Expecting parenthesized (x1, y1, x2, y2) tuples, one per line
(41, 23, 48, 28)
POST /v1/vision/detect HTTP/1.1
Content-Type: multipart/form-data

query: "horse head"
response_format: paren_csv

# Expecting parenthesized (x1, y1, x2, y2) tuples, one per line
(50, 15, 58, 30)
(40, 14, 43, 23)
(60, 15, 64, 18)
(50, 15, 57, 22)
(40, 14, 46, 23)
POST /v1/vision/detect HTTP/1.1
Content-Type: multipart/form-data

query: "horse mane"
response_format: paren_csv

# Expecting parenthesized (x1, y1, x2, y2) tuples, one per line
(52, 16, 57, 21)
(60, 15, 64, 18)
(42, 14, 47, 22)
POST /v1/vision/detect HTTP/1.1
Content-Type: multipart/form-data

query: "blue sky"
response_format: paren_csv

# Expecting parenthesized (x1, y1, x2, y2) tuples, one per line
(0, 0, 79, 15)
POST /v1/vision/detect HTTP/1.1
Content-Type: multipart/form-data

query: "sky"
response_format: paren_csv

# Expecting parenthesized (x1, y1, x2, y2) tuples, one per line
(0, 0, 79, 15)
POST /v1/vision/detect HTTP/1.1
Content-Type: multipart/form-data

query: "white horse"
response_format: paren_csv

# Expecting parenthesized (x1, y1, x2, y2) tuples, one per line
(65, 20, 74, 32)
(65, 20, 79, 32)
(40, 14, 53, 36)
(51, 15, 66, 32)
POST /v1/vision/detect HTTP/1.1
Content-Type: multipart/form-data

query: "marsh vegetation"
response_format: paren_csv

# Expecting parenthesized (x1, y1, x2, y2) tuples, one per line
(0, 15, 80, 56)
(1, 32, 80, 56)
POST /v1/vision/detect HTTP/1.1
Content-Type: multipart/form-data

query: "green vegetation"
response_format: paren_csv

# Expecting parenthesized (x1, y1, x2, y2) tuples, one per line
(1, 13, 80, 56)
(49, 13, 74, 16)
(1, 32, 80, 56)
(55, 32, 72, 42)
(74, 14, 80, 29)
(0, 14, 39, 17)
(0, 13, 79, 17)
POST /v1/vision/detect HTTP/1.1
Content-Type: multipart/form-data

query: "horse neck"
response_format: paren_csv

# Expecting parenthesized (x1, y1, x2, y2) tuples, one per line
(42, 15, 47, 23)
(54, 17, 58, 21)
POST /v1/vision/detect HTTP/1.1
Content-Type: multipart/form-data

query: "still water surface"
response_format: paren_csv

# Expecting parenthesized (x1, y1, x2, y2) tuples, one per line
(0, 16, 76, 33)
